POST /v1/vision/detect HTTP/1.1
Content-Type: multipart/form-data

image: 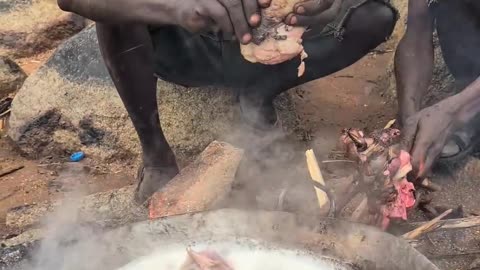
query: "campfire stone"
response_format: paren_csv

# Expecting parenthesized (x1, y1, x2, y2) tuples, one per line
(0, 56, 26, 98)
(8, 25, 303, 166)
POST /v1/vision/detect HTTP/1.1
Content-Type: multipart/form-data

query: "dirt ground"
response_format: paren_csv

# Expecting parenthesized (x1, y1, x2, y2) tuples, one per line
(1, 29, 479, 270)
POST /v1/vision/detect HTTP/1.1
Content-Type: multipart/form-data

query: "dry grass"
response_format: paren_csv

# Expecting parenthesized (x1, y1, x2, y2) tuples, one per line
(0, 0, 66, 33)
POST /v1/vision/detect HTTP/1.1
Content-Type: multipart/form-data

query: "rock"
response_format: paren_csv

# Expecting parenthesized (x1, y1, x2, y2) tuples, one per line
(8, 25, 302, 166)
(0, 0, 32, 14)
(6, 185, 147, 230)
(0, 241, 38, 269)
(0, 56, 26, 98)
(149, 141, 244, 219)
(0, 0, 86, 58)
(1, 229, 43, 247)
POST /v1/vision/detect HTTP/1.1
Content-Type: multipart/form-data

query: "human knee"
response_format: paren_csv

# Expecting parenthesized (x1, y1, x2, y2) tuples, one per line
(57, 0, 72, 11)
(347, 2, 397, 43)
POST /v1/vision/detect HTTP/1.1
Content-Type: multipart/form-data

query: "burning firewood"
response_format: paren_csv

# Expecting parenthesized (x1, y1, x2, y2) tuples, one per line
(180, 248, 233, 270)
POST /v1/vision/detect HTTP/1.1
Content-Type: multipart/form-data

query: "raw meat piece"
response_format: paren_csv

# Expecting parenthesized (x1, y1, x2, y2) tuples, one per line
(379, 150, 415, 229)
(240, 0, 307, 76)
(180, 248, 233, 270)
(380, 178, 415, 230)
(337, 128, 415, 230)
(240, 25, 306, 67)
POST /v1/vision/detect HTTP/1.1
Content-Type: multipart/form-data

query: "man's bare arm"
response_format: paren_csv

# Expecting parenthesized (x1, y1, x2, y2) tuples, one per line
(59, 0, 271, 44)
(57, 0, 175, 25)
(394, 0, 433, 125)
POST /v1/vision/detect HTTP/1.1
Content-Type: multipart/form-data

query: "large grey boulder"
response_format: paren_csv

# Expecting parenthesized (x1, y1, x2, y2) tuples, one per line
(8, 25, 302, 166)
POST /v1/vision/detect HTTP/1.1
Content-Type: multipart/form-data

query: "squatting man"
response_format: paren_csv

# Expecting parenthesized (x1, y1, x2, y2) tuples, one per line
(57, 0, 480, 203)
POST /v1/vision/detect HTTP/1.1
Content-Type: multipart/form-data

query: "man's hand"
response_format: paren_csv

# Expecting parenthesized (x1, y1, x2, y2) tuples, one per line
(401, 99, 461, 179)
(175, 0, 271, 44)
(285, 0, 343, 27)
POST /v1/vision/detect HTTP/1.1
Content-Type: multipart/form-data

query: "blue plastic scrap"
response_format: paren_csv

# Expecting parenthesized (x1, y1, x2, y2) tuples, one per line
(70, 151, 85, 162)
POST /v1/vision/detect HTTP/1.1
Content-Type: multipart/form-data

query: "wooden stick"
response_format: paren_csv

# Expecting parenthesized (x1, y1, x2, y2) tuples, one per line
(322, 160, 355, 164)
(0, 108, 11, 118)
(409, 216, 480, 230)
(402, 209, 453, 240)
(305, 149, 329, 212)
(0, 187, 21, 202)
(384, 119, 396, 129)
(428, 250, 480, 259)
(0, 165, 24, 178)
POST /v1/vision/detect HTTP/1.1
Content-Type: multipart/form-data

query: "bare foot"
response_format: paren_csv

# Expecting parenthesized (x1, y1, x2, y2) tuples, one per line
(134, 165, 179, 204)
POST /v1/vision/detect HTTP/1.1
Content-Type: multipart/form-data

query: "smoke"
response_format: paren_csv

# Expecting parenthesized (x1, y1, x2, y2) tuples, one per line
(217, 95, 325, 218)
(8, 93, 331, 270)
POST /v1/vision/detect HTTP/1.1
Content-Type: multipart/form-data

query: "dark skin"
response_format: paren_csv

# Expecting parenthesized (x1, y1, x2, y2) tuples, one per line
(58, 0, 270, 43)
(395, 0, 480, 179)
(58, 0, 357, 203)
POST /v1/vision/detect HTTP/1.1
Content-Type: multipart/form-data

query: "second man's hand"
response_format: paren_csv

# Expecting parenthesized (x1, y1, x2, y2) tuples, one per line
(175, 0, 271, 44)
(400, 98, 462, 180)
(285, 0, 343, 28)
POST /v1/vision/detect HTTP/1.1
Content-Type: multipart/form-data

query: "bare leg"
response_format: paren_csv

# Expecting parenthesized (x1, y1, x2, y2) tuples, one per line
(96, 23, 179, 203)
(234, 1, 397, 128)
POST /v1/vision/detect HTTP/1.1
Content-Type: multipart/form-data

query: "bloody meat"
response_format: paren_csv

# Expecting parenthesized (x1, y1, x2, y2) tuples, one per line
(337, 128, 416, 230)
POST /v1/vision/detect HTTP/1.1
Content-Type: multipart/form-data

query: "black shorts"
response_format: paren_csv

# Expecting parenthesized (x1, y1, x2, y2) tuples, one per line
(148, 0, 398, 88)
(428, 0, 480, 87)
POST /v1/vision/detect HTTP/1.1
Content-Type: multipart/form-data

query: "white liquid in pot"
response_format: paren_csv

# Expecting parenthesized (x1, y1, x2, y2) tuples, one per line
(119, 241, 347, 270)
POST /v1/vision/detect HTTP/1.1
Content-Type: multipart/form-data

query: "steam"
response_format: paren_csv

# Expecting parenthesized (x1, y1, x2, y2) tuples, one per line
(13, 96, 328, 270)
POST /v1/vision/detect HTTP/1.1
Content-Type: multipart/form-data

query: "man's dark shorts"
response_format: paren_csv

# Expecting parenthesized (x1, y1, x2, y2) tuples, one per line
(148, 0, 398, 88)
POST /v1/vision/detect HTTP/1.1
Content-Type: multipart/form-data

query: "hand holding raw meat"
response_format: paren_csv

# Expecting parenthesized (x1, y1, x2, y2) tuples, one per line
(240, 0, 343, 76)
(173, 0, 272, 44)
(400, 99, 463, 180)
(285, 0, 343, 28)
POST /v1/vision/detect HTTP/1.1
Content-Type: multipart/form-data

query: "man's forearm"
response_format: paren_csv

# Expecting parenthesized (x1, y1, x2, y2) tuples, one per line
(454, 77, 480, 125)
(394, 0, 433, 123)
(58, 0, 174, 25)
